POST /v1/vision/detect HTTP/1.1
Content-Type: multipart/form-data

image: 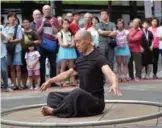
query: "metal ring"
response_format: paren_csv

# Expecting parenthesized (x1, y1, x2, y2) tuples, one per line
(1, 100, 162, 127)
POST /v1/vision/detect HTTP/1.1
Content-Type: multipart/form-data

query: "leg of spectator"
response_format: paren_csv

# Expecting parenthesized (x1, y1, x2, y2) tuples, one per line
(10, 65, 17, 86)
(128, 52, 134, 80)
(16, 65, 21, 87)
(68, 60, 77, 85)
(133, 52, 142, 79)
(1, 57, 9, 89)
(40, 48, 46, 85)
(107, 47, 114, 71)
(116, 56, 122, 81)
(48, 51, 56, 79)
(123, 56, 129, 80)
(153, 48, 159, 77)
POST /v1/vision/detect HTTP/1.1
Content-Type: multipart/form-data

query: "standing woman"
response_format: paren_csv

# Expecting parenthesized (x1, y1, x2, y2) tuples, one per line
(141, 20, 154, 79)
(90, 16, 100, 47)
(115, 19, 130, 82)
(57, 19, 77, 86)
(5, 12, 23, 90)
(128, 18, 143, 81)
(148, 18, 160, 79)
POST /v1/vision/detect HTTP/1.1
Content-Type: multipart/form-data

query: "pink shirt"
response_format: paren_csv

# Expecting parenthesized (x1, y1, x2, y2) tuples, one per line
(128, 28, 142, 53)
(148, 27, 159, 48)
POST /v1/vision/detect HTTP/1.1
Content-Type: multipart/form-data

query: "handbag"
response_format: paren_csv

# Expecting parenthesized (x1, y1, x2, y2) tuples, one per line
(109, 38, 117, 48)
(42, 34, 57, 52)
(6, 25, 18, 61)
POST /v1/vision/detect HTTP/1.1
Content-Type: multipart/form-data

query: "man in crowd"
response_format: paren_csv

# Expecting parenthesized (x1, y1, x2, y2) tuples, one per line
(96, 9, 116, 70)
(30, 9, 41, 31)
(1, 16, 13, 92)
(66, 12, 73, 23)
(82, 13, 93, 30)
(69, 11, 80, 35)
(36, 5, 60, 86)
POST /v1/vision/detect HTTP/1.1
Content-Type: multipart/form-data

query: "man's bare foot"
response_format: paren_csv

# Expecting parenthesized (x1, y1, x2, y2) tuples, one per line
(41, 106, 54, 116)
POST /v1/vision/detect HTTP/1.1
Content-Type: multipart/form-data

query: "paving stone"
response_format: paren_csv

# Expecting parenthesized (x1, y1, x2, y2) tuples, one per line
(43, 104, 113, 123)
(100, 104, 158, 127)
(2, 108, 49, 122)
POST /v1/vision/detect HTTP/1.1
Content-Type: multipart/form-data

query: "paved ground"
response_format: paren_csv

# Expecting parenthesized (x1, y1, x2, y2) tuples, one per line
(1, 80, 162, 128)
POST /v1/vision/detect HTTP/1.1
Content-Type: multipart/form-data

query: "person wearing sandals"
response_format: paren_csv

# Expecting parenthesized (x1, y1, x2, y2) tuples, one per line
(5, 12, 23, 90)
(57, 19, 77, 87)
(115, 19, 130, 82)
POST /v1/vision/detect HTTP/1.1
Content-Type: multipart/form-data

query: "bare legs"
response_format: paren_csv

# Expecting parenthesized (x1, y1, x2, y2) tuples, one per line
(10, 65, 22, 88)
(116, 56, 129, 81)
(60, 59, 76, 86)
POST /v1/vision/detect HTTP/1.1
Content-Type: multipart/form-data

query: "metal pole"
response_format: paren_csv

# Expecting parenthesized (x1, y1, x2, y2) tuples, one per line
(50, 0, 55, 16)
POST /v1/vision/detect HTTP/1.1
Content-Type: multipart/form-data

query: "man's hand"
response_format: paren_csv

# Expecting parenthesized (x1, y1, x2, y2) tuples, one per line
(42, 17, 47, 25)
(40, 81, 51, 92)
(108, 84, 122, 96)
(149, 46, 153, 51)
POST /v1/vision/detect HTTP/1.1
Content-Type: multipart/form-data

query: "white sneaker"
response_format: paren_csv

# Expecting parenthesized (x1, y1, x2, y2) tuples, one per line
(34, 85, 40, 90)
(30, 86, 33, 90)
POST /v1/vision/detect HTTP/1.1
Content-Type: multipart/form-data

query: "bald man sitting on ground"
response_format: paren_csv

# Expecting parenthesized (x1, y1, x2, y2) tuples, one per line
(40, 30, 122, 118)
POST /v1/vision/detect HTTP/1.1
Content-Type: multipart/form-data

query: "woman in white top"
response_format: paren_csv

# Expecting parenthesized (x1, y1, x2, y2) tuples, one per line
(87, 16, 99, 47)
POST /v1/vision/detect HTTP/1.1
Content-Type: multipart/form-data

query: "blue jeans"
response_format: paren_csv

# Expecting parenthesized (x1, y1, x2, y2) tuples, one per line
(1, 57, 9, 89)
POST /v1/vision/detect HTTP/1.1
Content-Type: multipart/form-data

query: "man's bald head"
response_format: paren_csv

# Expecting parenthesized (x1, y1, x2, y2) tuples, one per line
(32, 9, 41, 21)
(75, 30, 93, 53)
(84, 13, 92, 26)
(42, 5, 51, 17)
(75, 30, 92, 41)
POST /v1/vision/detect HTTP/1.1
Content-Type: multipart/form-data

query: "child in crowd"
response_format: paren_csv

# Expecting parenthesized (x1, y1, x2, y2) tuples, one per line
(25, 43, 40, 90)
(57, 19, 77, 87)
(115, 19, 130, 82)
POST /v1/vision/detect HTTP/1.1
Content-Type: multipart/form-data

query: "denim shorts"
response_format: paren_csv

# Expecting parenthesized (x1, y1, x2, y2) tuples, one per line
(8, 51, 22, 66)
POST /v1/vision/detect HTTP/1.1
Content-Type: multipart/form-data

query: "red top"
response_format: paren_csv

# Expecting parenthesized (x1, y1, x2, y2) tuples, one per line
(69, 23, 80, 35)
(128, 28, 143, 53)
(85, 24, 92, 30)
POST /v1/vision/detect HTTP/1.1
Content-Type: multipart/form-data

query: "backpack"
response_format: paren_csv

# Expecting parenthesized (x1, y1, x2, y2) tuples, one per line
(6, 25, 18, 61)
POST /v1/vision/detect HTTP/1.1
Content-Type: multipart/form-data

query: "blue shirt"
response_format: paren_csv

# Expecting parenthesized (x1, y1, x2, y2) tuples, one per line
(5, 25, 23, 53)
(0, 25, 8, 58)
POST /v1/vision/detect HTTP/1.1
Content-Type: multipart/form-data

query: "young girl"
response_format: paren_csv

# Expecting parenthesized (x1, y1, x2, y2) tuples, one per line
(25, 43, 40, 90)
(57, 19, 77, 86)
(115, 19, 130, 82)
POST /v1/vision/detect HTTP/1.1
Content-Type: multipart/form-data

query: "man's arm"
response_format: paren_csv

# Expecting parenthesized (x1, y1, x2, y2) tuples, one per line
(37, 18, 47, 35)
(40, 68, 77, 91)
(101, 65, 122, 96)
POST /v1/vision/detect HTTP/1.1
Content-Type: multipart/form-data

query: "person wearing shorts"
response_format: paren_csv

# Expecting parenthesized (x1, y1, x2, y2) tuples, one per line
(25, 43, 40, 90)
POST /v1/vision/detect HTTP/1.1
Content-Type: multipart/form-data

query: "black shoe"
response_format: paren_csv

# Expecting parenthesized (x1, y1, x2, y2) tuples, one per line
(18, 85, 24, 90)
(12, 86, 19, 90)
(22, 85, 28, 89)
(153, 75, 158, 79)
